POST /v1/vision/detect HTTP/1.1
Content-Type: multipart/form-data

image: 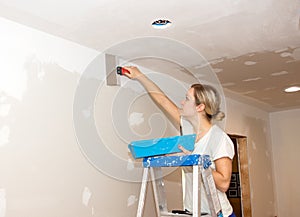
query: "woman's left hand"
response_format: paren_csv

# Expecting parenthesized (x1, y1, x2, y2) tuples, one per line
(178, 145, 192, 155)
(164, 145, 192, 156)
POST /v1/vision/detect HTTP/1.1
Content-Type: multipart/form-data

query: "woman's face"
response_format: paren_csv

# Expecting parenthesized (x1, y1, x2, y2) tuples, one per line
(180, 88, 198, 117)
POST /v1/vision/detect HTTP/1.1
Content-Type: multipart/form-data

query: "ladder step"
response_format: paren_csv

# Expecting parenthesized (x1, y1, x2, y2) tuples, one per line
(143, 154, 211, 168)
(134, 154, 220, 217)
(160, 212, 211, 217)
(160, 211, 192, 216)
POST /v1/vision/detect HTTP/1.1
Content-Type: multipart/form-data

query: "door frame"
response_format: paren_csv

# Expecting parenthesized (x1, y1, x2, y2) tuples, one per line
(229, 134, 252, 217)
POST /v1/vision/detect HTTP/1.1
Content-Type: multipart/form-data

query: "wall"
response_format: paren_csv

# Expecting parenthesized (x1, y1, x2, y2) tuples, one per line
(225, 97, 276, 217)
(270, 109, 300, 217)
(0, 16, 278, 217)
(0, 16, 194, 217)
(0, 17, 166, 217)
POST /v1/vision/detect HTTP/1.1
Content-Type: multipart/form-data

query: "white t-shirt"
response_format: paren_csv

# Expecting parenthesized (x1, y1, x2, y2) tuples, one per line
(181, 120, 235, 217)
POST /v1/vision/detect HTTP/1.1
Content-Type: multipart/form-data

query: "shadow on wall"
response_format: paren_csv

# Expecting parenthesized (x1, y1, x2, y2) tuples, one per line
(243, 115, 275, 217)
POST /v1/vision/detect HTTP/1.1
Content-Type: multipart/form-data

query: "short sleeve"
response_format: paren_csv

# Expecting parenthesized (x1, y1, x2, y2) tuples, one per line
(206, 126, 235, 161)
(213, 135, 235, 160)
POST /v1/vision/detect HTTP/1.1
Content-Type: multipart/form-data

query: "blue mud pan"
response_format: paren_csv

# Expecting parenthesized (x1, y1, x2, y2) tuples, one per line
(128, 134, 196, 159)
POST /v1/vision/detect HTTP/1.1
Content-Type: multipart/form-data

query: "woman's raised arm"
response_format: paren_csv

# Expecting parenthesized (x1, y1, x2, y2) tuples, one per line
(123, 66, 181, 128)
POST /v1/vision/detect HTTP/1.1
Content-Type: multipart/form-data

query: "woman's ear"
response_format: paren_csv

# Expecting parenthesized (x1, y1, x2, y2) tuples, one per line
(196, 103, 205, 112)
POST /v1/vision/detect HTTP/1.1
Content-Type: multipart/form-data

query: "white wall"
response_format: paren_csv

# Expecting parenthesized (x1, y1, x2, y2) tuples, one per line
(270, 109, 300, 217)
(0, 16, 194, 217)
(0, 17, 163, 217)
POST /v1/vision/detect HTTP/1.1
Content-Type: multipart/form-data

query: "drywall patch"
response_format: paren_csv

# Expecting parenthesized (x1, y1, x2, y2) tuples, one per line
(0, 189, 6, 217)
(244, 61, 257, 66)
(275, 48, 289, 53)
(271, 71, 289, 76)
(280, 52, 291, 58)
(127, 158, 135, 171)
(0, 104, 11, 117)
(252, 141, 257, 150)
(209, 58, 224, 65)
(128, 112, 144, 126)
(222, 82, 235, 87)
(127, 195, 137, 207)
(265, 151, 270, 158)
(264, 87, 276, 91)
(213, 68, 223, 73)
(82, 187, 92, 207)
(82, 107, 92, 118)
(0, 126, 10, 147)
(263, 126, 267, 133)
(292, 47, 300, 60)
(242, 90, 257, 95)
(243, 77, 262, 82)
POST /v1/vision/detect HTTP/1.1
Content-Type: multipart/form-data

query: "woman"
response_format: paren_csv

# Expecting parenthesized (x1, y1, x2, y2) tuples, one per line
(123, 66, 235, 217)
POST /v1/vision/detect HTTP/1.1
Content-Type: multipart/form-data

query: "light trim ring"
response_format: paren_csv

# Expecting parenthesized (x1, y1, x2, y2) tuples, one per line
(152, 19, 172, 29)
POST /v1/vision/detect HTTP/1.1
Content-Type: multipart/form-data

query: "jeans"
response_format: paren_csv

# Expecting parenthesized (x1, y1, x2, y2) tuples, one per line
(228, 212, 236, 217)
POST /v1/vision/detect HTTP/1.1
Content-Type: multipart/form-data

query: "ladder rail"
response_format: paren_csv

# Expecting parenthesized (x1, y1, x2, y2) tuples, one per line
(136, 168, 150, 217)
(136, 155, 222, 217)
(150, 168, 163, 217)
(201, 167, 223, 217)
(192, 165, 201, 217)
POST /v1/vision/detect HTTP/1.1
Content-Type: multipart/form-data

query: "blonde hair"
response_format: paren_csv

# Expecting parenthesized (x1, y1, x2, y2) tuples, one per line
(191, 84, 225, 121)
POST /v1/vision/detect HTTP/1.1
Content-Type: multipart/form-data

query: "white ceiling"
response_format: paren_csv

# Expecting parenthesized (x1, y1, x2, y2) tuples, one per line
(1, 0, 300, 111)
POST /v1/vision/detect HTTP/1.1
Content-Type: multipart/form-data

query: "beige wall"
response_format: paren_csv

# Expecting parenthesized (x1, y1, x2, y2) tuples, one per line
(0, 16, 280, 217)
(225, 97, 276, 217)
(270, 109, 300, 217)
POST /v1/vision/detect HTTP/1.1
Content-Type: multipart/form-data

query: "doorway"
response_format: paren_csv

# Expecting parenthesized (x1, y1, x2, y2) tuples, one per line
(226, 135, 252, 217)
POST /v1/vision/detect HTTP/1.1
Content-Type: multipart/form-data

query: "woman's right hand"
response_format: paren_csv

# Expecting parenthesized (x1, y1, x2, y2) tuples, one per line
(122, 66, 144, 80)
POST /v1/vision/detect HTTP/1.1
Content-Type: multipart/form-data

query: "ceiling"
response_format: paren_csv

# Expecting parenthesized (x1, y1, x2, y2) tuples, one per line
(1, 0, 300, 112)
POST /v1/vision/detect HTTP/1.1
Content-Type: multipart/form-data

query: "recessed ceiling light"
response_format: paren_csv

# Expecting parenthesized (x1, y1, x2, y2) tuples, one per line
(151, 19, 172, 29)
(284, 86, 300, 93)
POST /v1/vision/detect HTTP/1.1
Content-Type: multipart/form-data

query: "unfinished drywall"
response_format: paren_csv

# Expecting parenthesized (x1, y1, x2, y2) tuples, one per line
(1, 0, 299, 62)
(0, 15, 279, 217)
(0, 17, 165, 217)
(212, 48, 300, 111)
(225, 97, 276, 216)
(270, 108, 300, 217)
(0, 16, 199, 217)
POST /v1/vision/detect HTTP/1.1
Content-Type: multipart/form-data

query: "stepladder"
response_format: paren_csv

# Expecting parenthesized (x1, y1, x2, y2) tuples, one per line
(136, 154, 223, 217)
